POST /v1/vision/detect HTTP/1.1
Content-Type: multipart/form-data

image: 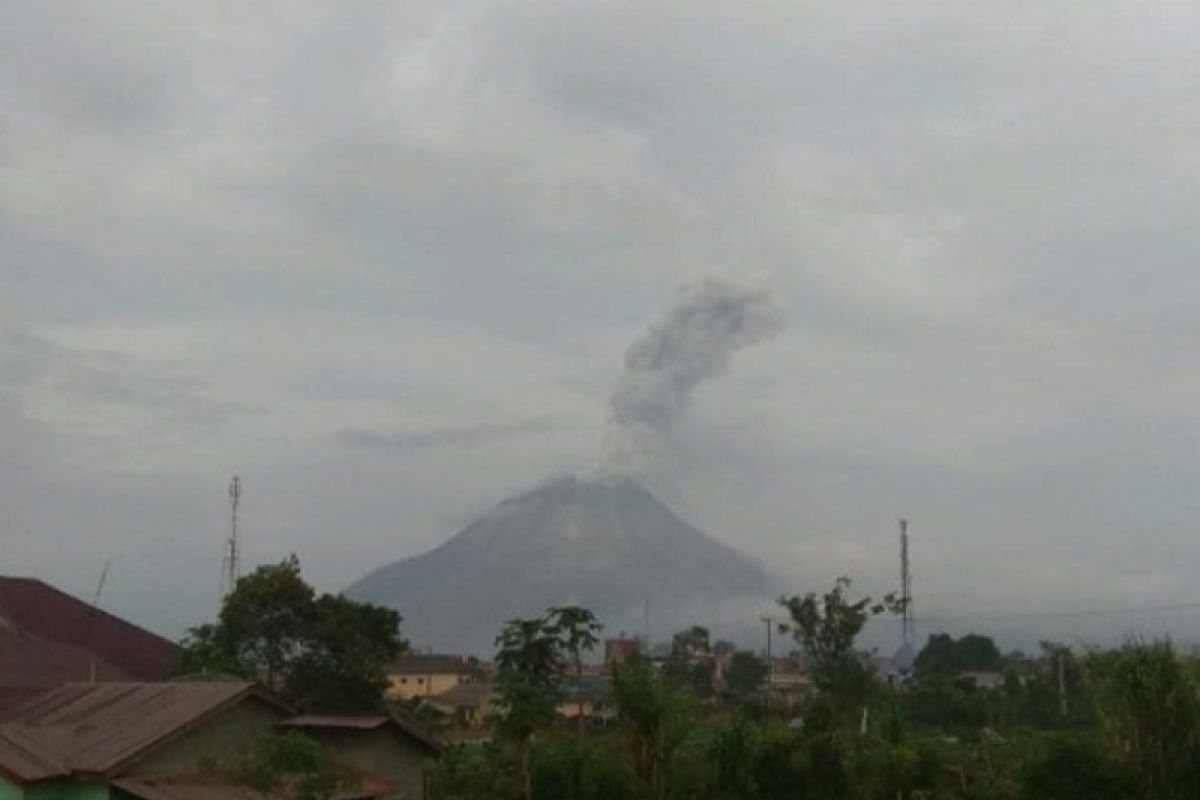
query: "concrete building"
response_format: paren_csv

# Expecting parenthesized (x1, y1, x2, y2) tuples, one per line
(385, 656, 478, 701)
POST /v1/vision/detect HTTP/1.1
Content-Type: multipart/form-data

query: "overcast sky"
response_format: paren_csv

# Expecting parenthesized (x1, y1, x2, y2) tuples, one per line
(5, 1, 1200, 649)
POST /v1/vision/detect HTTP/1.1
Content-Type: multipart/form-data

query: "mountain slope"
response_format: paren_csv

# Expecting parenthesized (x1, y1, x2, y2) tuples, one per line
(344, 476, 772, 653)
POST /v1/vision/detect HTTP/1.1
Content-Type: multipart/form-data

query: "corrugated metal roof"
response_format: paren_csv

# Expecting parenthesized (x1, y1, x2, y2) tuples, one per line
(0, 577, 179, 679)
(385, 654, 475, 675)
(3, 681, 290, 779)
(0, 723, 68, 782)
(280, 713, 444, 756)
(283, 715, 389, 730)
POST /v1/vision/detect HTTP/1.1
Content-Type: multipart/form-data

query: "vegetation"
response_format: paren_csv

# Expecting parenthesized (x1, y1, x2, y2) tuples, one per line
(177, 555, 405, 713)
(212, 731, 357, 800)
(427, 577, 1200, 800)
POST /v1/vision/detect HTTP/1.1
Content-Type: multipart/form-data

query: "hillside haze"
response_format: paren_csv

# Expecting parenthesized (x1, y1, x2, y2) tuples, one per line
(344, 476, 773, 653)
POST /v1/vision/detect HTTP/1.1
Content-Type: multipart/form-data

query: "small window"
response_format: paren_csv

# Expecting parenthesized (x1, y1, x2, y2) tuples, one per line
(400, 678, 407, 684)
(417, 677, 425, 684)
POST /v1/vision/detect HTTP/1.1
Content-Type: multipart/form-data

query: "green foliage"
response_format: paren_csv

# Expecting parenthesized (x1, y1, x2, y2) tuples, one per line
(224, 731, 353, 800)
(494, 616, 565, 742)
(725, 651, 767, 695)
(1089, 639, 1200, 799)
(611, 654, 695, 798)
(287, 593, 404, 713)
(428, 742, 523, 800)
(1018, 733, 1129, 800)
(220, 555, 316, 687)
(779, 576, 901, 708)
(530, 735, 639, 800)
(915, 633, 1003, 679)
(178, 555, 405, 712)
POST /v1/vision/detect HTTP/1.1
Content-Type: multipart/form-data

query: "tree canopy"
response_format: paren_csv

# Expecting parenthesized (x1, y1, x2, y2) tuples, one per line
(178, 555, 405, 713)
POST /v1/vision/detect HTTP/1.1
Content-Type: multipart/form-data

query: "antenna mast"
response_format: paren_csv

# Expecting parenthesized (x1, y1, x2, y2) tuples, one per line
(900, 518, 914, 648)
(222, 475, 241, 598)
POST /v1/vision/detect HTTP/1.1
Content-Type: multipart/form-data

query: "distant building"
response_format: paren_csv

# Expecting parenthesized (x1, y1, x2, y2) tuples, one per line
(603, 638, 641, 666)
(427, 682, 498, 734)
(0, 576, 179, 715)
(958, 671, 1006, 690)
(386, 654, 478, 701)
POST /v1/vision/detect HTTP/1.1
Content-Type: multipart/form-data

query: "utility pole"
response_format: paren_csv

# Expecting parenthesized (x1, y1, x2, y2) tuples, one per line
(759, 615, 776, 692)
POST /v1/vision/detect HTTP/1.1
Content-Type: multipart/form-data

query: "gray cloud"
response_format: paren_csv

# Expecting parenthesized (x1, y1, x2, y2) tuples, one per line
(337, 420, 554, 453)
(4, 1, 1200, 648)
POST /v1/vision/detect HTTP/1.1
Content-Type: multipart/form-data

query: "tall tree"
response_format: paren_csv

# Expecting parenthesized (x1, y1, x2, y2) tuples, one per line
(547, 606, 602, 734)
(494, 616, 564, 800)
(219, 555, 315, 689)
(178, 555, 405, 713)
(779, 576, 901, 708)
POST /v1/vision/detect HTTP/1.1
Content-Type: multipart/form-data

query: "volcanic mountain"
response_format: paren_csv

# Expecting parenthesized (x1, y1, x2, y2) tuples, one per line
(344, 476, 773, 654)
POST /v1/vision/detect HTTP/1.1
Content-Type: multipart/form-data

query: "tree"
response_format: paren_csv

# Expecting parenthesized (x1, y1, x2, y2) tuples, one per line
(178, 556, 405, 712)
(611, 654, 692, 799)
(222, 731, 355, 800)
(779, 576, 901, 708)
(547, 606, 602, 734)
(725, 651, 768, 695)
(494, 616, 565, 800)
(287, 594, 405, 713)
(1090, 639, 1200, 799)
(219, 555, 315, 689)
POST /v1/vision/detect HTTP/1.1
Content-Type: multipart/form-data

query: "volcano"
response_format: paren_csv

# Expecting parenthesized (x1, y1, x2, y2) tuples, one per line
(343, 476, 773, 654)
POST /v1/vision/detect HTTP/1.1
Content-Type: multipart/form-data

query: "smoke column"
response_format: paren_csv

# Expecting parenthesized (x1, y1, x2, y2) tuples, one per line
(603, 279, 783, 472)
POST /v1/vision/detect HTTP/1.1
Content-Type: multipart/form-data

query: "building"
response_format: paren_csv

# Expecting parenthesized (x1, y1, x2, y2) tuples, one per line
(0, 682, 442, 800)
(385, 655, 477, 701)
(0, 681, 293, 798)
(426, 683, 497, 734)
(0, 577, 179, 715)
(281, 715, 443, 800)
(603, 638, 640, 666)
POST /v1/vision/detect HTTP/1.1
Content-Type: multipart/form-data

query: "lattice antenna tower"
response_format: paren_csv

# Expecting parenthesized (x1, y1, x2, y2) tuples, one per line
(221, 475, 242, 599)
(900, 518, 914, 647)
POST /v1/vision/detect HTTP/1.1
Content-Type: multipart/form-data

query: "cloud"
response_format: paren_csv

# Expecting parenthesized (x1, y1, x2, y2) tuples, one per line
(4, 1, 1200, 648)
(338, 420, 554, 452)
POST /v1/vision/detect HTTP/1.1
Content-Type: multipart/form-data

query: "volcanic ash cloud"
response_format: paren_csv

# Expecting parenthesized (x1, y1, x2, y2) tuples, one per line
(603, 278, 784, 472)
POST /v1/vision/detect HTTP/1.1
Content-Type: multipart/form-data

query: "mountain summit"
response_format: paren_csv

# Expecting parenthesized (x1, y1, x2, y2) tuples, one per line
(344, 476, 773, 653)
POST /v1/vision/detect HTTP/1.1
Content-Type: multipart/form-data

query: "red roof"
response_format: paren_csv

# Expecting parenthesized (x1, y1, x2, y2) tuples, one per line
(0, 577, 179, 688)
(2, 681, 291, 780)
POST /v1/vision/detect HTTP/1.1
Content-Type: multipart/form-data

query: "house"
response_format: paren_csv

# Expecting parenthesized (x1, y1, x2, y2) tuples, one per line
(385, 655, 477, 701)
(0, 577, 179, 715)
(0, 681, 293, 798)
(280, 715, 443, 800)
(0, 681, 440, 799)
(426, 682, 496, 733)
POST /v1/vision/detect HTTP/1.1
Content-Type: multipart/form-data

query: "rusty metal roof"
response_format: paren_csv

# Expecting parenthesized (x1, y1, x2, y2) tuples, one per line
(0, 723, 68, 783)
(385, 654, 475, 675)
(0, 577, 179, 682)
(1, 681, 291, 780)
(280, 712, 444, 756)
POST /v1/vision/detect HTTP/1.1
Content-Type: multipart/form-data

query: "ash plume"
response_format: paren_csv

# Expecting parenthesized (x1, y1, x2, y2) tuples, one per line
(603, 279, 783, 471)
